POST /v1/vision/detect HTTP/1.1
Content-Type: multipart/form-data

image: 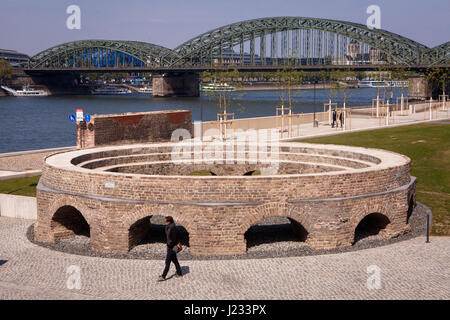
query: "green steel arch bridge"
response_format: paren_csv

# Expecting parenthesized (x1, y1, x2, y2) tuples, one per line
(27, 17, 449, 71)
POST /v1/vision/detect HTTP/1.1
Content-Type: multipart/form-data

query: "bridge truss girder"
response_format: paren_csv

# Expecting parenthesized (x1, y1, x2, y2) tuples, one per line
(27, 18, 448, 69)
(30, 40, 180, 68)
(429, 42, 449, 66)
(171, 17, 439, 67)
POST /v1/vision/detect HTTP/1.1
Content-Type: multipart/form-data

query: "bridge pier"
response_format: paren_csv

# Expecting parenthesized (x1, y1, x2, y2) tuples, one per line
(408, 76, 432, 101)
(152, 73, 199, 97)
(408, 75, 449, 101)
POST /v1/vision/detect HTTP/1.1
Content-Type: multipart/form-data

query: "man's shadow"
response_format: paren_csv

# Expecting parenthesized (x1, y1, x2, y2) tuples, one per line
(166, 266, 190, 280)
(0, 260, 7, 266)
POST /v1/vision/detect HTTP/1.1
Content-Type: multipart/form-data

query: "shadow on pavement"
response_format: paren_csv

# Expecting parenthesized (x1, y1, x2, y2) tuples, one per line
(181, 266, 190, 275)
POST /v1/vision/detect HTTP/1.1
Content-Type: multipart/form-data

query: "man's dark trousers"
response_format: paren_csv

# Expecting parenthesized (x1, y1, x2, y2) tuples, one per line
(162, 247, 182, 278)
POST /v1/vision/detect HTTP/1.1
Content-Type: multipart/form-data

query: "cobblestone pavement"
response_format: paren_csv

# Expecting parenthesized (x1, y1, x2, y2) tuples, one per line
(0, 217, 449, 300)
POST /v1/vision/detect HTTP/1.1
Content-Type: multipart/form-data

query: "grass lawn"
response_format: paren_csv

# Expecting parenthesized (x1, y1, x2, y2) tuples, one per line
(299, 122, 450, 236)
(0, 176, 40, 197)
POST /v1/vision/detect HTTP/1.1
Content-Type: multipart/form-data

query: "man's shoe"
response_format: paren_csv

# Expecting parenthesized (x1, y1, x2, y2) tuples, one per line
(158, 275, 166, 282)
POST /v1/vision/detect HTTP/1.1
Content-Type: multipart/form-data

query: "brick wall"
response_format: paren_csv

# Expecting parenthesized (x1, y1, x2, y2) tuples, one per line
(35, 142, 416, 256)
(77, 110, 193, 149)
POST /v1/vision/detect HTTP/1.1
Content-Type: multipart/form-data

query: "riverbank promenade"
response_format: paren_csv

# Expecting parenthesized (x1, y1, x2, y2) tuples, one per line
(0, 102, 448, 180)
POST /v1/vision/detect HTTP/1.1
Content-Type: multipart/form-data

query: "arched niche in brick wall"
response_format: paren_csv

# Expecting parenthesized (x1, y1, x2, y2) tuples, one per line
(353, 212, 391, 244)
(243, 170, 261, 176)
(128, 215, 190, 251)
(244, 216, 309, 249)
(407, 193, 416, 224)
(50, 205, 90, 242)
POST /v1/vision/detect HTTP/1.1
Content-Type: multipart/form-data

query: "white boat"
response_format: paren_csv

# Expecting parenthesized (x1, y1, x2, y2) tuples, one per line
(91, 86, 131, 95)
(137, 86, 153, 94)
(1, 85, 48, 96)
(201, 82, 235, 92)
(358, 80, 408, 88)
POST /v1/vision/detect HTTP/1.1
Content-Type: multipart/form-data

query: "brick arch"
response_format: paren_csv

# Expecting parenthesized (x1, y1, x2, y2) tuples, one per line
(407, 187, 416, 223)
(350, 203, 395, 242)
(120, 204, 194, 236)
(48, 197, 93, 226)
(239, 202, 311, 237)
(350, 201, 395, 229)
(123, 204, 194, 251)
(47, 198, 92, 242)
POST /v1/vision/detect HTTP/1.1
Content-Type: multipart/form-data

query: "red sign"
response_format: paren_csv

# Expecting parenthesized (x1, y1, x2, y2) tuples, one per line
(76, 109, 84, 122)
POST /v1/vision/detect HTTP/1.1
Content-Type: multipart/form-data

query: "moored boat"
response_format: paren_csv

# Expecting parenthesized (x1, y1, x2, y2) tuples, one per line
(1, 85, 48, 96)
(137, 86, 153, 94)
(91, 86, 132, 95)
(201, 82, 235, 92)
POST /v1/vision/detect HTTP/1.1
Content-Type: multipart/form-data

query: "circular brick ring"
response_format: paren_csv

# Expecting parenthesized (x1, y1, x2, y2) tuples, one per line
(35, 142, 416, 256)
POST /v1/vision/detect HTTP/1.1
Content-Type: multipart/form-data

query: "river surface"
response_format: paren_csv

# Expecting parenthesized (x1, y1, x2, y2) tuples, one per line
(0, 87, 407, 153)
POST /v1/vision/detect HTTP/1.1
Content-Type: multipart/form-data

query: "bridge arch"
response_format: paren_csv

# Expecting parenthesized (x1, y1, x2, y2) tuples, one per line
(26, 18, 448, 69)
(171, 16, 432, 66)
(428, 42, 449, 66)
(30, 40, 179, 68)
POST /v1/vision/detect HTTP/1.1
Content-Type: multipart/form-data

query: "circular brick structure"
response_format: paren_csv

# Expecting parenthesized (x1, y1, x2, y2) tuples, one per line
(35, 142, 416, 256)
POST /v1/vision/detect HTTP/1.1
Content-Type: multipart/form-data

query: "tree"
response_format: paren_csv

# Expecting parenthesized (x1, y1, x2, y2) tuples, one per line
(272, 57, 305, 113)
(321, 70, 339, 104)
(425, 67, 449, 99)
(333, 69, 357, 110)
(201, 68, 246, 139)
(0, 59, 13, 84)
(391, 67, 413, 112)
(318, 70, 341, 124)
(201, 68, 244, 115)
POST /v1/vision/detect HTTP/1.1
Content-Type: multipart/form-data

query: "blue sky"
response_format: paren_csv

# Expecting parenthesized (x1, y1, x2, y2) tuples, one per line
(1, 0, 449, 55)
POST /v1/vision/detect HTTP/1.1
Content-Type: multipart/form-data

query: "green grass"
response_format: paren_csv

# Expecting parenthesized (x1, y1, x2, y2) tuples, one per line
(188, 170, 215, 176)
(299, 122, 450, 236)
(0, 176, 40, 197)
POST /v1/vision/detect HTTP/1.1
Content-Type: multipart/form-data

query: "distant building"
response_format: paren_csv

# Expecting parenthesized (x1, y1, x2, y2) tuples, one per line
(210, 49, 262, 65)
(347, 40, 361, 60)
(369, 48, 387, 64)
(0, 49, 30, 67)
(344, 41, 387, 65)
(209, 49, 331, 66)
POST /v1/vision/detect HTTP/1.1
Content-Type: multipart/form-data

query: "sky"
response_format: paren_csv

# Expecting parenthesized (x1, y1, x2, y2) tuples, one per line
(0, 0, 449, 56)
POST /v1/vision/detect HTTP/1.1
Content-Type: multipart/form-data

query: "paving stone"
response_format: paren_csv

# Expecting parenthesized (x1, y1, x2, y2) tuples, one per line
(0, 216, 448, 300)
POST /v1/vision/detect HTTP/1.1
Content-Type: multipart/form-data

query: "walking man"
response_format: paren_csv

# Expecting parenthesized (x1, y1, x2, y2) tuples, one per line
(159, 216, 183, 281)
(332, 109, 337, 128)
(339, 111, 343, 128)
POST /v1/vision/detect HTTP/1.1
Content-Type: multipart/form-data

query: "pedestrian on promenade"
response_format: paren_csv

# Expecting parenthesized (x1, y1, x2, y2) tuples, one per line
(159, 216, 183, 281)
(332, 109, 337, 128)
(339, 111, 343, 128)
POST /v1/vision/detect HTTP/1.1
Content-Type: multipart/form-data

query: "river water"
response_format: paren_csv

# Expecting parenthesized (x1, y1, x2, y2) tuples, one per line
(0, 87, 407, 153)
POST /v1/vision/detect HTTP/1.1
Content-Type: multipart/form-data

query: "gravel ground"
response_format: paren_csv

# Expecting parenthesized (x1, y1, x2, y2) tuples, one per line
(28, 202, 429, 261)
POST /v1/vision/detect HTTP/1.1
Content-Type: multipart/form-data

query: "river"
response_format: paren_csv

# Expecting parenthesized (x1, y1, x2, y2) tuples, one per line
(0, 87, 407, 153)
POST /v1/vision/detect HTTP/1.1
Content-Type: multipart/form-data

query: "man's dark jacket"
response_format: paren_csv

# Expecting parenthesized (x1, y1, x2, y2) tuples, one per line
(165, 222, 178, 249)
